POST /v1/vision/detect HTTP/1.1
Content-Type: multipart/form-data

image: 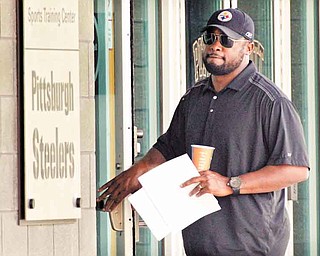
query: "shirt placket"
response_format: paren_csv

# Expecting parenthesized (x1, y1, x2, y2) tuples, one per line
(202, 93, 219, 144)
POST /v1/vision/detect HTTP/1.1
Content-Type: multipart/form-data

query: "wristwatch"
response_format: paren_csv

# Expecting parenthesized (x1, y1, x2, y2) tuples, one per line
(227, 176, 242, 195)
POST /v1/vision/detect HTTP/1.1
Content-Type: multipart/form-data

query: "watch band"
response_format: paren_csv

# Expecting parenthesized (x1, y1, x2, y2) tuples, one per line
(231, 186, 240, 195)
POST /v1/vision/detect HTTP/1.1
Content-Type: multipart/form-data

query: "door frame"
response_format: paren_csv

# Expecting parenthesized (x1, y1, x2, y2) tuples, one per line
(114, 0, 134, 255)
(114, 0, 188, 254)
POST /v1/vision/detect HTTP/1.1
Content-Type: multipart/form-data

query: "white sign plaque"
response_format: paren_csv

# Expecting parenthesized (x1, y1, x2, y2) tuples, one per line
(23, 0, 80, 221)
(23, 0, 78, 49)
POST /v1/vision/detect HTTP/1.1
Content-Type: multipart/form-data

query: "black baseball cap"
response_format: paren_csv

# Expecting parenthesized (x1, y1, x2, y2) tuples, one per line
(202, 8, 254, 41)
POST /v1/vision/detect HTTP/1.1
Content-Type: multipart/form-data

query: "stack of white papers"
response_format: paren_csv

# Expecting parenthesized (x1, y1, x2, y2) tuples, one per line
(128, 154, 221, 240)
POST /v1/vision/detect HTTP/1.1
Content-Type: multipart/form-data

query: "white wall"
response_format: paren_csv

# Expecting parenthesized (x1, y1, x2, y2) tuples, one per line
(161, 1, 187, 255)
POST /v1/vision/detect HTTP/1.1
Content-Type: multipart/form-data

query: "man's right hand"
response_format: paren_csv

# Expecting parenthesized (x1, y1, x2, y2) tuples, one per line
(96, 167, 142, 212)
(96, 148, 166, 212)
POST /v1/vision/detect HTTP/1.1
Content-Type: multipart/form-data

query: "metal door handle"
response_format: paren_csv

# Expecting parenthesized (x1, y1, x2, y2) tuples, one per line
(109, 202, 124, 231)
(134, 126, 144, 157)
(288, 184, 298, 201)
(136, 129, 144, 138)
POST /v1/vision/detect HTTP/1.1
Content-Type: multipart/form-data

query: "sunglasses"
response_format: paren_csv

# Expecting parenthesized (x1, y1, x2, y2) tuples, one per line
(202, 32, 248, 48)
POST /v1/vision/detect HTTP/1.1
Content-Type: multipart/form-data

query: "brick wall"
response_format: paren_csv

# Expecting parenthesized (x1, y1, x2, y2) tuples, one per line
(0, 1, 97, 255)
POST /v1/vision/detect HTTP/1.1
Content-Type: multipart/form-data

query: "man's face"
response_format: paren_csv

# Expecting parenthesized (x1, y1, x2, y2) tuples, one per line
(202, 28, 249, 76)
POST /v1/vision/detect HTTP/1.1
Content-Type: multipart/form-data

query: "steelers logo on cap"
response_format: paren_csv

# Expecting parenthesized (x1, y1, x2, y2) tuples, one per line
(217, 11, 233, 22)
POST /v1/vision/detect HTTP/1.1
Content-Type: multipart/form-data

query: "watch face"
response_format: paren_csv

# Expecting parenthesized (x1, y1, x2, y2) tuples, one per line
(230, 177, 241, 188)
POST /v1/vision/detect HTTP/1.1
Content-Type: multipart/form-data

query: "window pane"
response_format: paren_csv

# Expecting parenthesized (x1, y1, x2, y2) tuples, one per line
(94, 0, 114, 255)
(185, 0, 222, 86)
(237, 0, 273, 79)
(132, 0, 162, 254)
(290, 1, 319, 255)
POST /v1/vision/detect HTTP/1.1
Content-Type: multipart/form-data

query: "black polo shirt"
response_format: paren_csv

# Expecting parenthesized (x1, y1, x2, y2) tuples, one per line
(153, 61, 309, 255)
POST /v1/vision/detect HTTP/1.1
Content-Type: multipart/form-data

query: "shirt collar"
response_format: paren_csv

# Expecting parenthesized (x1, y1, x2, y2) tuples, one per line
(202, 61, 257, 94)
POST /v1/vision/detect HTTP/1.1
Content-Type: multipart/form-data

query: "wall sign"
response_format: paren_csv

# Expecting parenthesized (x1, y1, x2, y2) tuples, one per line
(23, 0, 80, 221)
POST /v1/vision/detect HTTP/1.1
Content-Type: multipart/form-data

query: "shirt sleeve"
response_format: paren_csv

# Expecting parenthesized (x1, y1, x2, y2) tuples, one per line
(265, 97, 309, 168)
(153, 96, 187, 161)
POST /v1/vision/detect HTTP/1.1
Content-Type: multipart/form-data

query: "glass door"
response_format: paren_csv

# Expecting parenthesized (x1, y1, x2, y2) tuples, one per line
(95, 0, 115, 255)
(290, 1, 319, 255)
(132, 0, 162, 255)
(95, 0, 162, 254)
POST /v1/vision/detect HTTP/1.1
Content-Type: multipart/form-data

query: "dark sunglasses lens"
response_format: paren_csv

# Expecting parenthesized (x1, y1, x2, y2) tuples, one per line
(203, 33, 234, 48)
(220, 35, 233, 48)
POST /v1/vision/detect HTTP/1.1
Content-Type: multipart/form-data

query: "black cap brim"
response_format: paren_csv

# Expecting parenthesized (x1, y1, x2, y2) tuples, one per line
(201, 24, 243, 40)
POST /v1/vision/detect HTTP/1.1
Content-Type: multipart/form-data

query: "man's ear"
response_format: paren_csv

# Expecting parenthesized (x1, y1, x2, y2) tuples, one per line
(246, 42, 254, 55)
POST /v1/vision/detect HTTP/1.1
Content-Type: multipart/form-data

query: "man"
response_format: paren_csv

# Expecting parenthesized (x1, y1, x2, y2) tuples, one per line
(97, 8, 309, 255)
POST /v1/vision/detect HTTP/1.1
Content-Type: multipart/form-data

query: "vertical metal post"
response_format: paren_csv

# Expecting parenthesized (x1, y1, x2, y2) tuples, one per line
(230, 0, 237, 8)
(222, 0, 230, 9)
(114, 0, 134, 255)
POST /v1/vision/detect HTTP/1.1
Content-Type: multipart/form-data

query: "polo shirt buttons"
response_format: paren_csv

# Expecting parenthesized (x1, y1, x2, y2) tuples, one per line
(209, 95, 217, 113)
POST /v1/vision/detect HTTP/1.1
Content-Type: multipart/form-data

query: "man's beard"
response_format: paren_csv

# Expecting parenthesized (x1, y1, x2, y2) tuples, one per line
(202, 50, 245, 76)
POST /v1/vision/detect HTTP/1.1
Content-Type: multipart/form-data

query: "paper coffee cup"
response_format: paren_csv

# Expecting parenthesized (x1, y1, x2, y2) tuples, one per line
(191, 145, 215, 170)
